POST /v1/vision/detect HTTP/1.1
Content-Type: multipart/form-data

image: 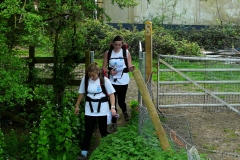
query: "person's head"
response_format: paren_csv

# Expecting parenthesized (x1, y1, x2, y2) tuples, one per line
(87, 63, 103, 82)
(111, 35, 124, 50)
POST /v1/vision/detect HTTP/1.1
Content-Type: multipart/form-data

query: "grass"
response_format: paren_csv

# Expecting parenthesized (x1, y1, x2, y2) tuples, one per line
(15, 46, 53, 57)
(95, 58, 240, 93)
(17, 51, 240, 92)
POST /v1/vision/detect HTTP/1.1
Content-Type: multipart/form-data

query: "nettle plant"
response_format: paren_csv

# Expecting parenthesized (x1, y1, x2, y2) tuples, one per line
(29, 90, 84, 159)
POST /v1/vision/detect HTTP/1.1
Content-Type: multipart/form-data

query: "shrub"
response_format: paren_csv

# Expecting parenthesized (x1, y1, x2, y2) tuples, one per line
(90, 116, 188, 160)
(175, 40, 201, 56)
(28, 90, 84, 159)
(0, 55, 33, 108)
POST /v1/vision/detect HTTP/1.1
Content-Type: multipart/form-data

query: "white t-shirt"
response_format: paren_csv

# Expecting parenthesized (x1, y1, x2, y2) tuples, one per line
(78, 76, 115, 116)
(108, 48, 130, 85)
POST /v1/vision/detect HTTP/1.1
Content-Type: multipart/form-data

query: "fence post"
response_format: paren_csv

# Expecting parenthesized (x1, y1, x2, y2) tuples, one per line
(90, 51, 94, 63)
(138, 41, 146, 103)
(133, 69, 172, 152)
(85, 50, 91, 72)
(145, 21, 152, 82)
(28, 46, 35, 88)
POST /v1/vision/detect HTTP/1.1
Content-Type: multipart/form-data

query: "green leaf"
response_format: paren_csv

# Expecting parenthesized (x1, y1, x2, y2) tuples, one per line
(57, 135, 65, 142)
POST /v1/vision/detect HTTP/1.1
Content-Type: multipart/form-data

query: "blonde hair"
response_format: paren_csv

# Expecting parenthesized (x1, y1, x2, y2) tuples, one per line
(87, 63, 104, 83)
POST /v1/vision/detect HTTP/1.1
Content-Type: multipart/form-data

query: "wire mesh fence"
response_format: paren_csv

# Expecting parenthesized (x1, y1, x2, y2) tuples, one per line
(138, 54, 240, 159)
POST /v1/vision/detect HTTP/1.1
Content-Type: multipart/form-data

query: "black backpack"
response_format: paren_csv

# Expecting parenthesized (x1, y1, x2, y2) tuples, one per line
(84, 73, 110, 112)
(107, 44, 129, 80)
(84, 73, 108, 97)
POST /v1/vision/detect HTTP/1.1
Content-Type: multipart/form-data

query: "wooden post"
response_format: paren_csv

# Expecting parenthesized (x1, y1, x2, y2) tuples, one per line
(145, 21, 152, 82)
(85, 50, 91, 72)
(133, 69, 172, 152)
(28, 46, 35, 86)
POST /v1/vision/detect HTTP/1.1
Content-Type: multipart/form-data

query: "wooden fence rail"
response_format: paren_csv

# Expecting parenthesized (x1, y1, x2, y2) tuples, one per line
(21, 46, 91, 86)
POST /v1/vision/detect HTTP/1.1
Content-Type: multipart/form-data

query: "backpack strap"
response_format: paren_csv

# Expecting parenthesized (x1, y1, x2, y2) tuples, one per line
(122, 48, 129, 72)
(84, 74, 89, 95)
(107, 48, 113, 78)
(100, 78, 108, 97)
(85, 96, 108, 113)
(107, 48, 129, 80)
(85, 74, 108, 97)
(84, 75, 109, 113)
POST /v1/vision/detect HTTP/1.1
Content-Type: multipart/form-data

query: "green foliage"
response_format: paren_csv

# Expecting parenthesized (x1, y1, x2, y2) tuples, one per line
(79, 19, 117, 57)
(1, 129, 30, 159)
(153, 31, 177, 55)
(168, 25, 240, 51)
(0, 0, 143, 112)
(78, 19, 146, 59)
(29, 96, 83, 159)
(175, 40, 201, 56)
(129, 100, 138, 118)
(29, 99, 84, 159)
(119, 27, 145, 59)
(152, 26, 201, 56)
(0, 55, 33, 108)
(110, 0, 140, 9)
(90, 117, 188, 160)
(5, 130, 18, 156)
(0, 129, 5, 160)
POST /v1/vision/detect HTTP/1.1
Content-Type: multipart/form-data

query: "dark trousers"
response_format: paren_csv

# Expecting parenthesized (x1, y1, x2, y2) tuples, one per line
(111, 84, 128, 123)
(81, 115, 108, 151)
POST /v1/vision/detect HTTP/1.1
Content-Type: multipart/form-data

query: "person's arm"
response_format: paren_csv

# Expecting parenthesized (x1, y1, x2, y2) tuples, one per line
(74, 93, 84, 115)
(108, 93, 116, 116)
(103, 51, 117, 76)
(127, 51, 135, 72)
(102, 51, 108, 72)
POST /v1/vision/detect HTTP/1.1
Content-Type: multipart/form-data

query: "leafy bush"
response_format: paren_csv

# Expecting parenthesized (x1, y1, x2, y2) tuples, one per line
(78, 19, 118, 58)
(168, 25, 240, 51)
(115, 25, 145, 59)
(78, 20, 145, 59)
(175, 40, 201, 56)
(29, 91, 84, 159)
(153, 33, 177, 56)
(90, 116, 188, 160)
(0, 55, 33, 108)
(78, 21, 201, 59)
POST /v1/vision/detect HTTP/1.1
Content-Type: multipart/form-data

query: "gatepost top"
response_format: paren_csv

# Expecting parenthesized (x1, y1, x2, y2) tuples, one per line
(145, 21, 152, 36)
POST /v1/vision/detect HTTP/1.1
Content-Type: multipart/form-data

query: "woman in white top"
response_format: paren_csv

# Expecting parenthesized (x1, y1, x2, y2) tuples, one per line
(74, 63, 116, 159)
(102, 35, 135, 133)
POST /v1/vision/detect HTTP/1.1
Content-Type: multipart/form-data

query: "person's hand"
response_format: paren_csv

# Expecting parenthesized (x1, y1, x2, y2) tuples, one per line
(129, 65, 135, 72)
(111, 68, 117, 76)
(74, 106, 80, 115)
(111, 108, 116, 116)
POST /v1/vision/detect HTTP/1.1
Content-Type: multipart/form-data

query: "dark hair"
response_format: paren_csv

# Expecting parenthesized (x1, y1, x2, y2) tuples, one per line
(110, 35, 125, 49)
(112, 35, 124, 43)
(87, 63, 104, 84)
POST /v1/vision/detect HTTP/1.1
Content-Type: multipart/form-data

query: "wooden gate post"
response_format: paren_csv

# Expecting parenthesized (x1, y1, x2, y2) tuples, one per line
(133, 69, 172, 152)
(85, 50, 91, 72)
(145, 21, 152, 82)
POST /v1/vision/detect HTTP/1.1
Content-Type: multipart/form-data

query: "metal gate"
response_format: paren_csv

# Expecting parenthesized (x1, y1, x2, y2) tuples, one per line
(157, 54, 240, 114)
